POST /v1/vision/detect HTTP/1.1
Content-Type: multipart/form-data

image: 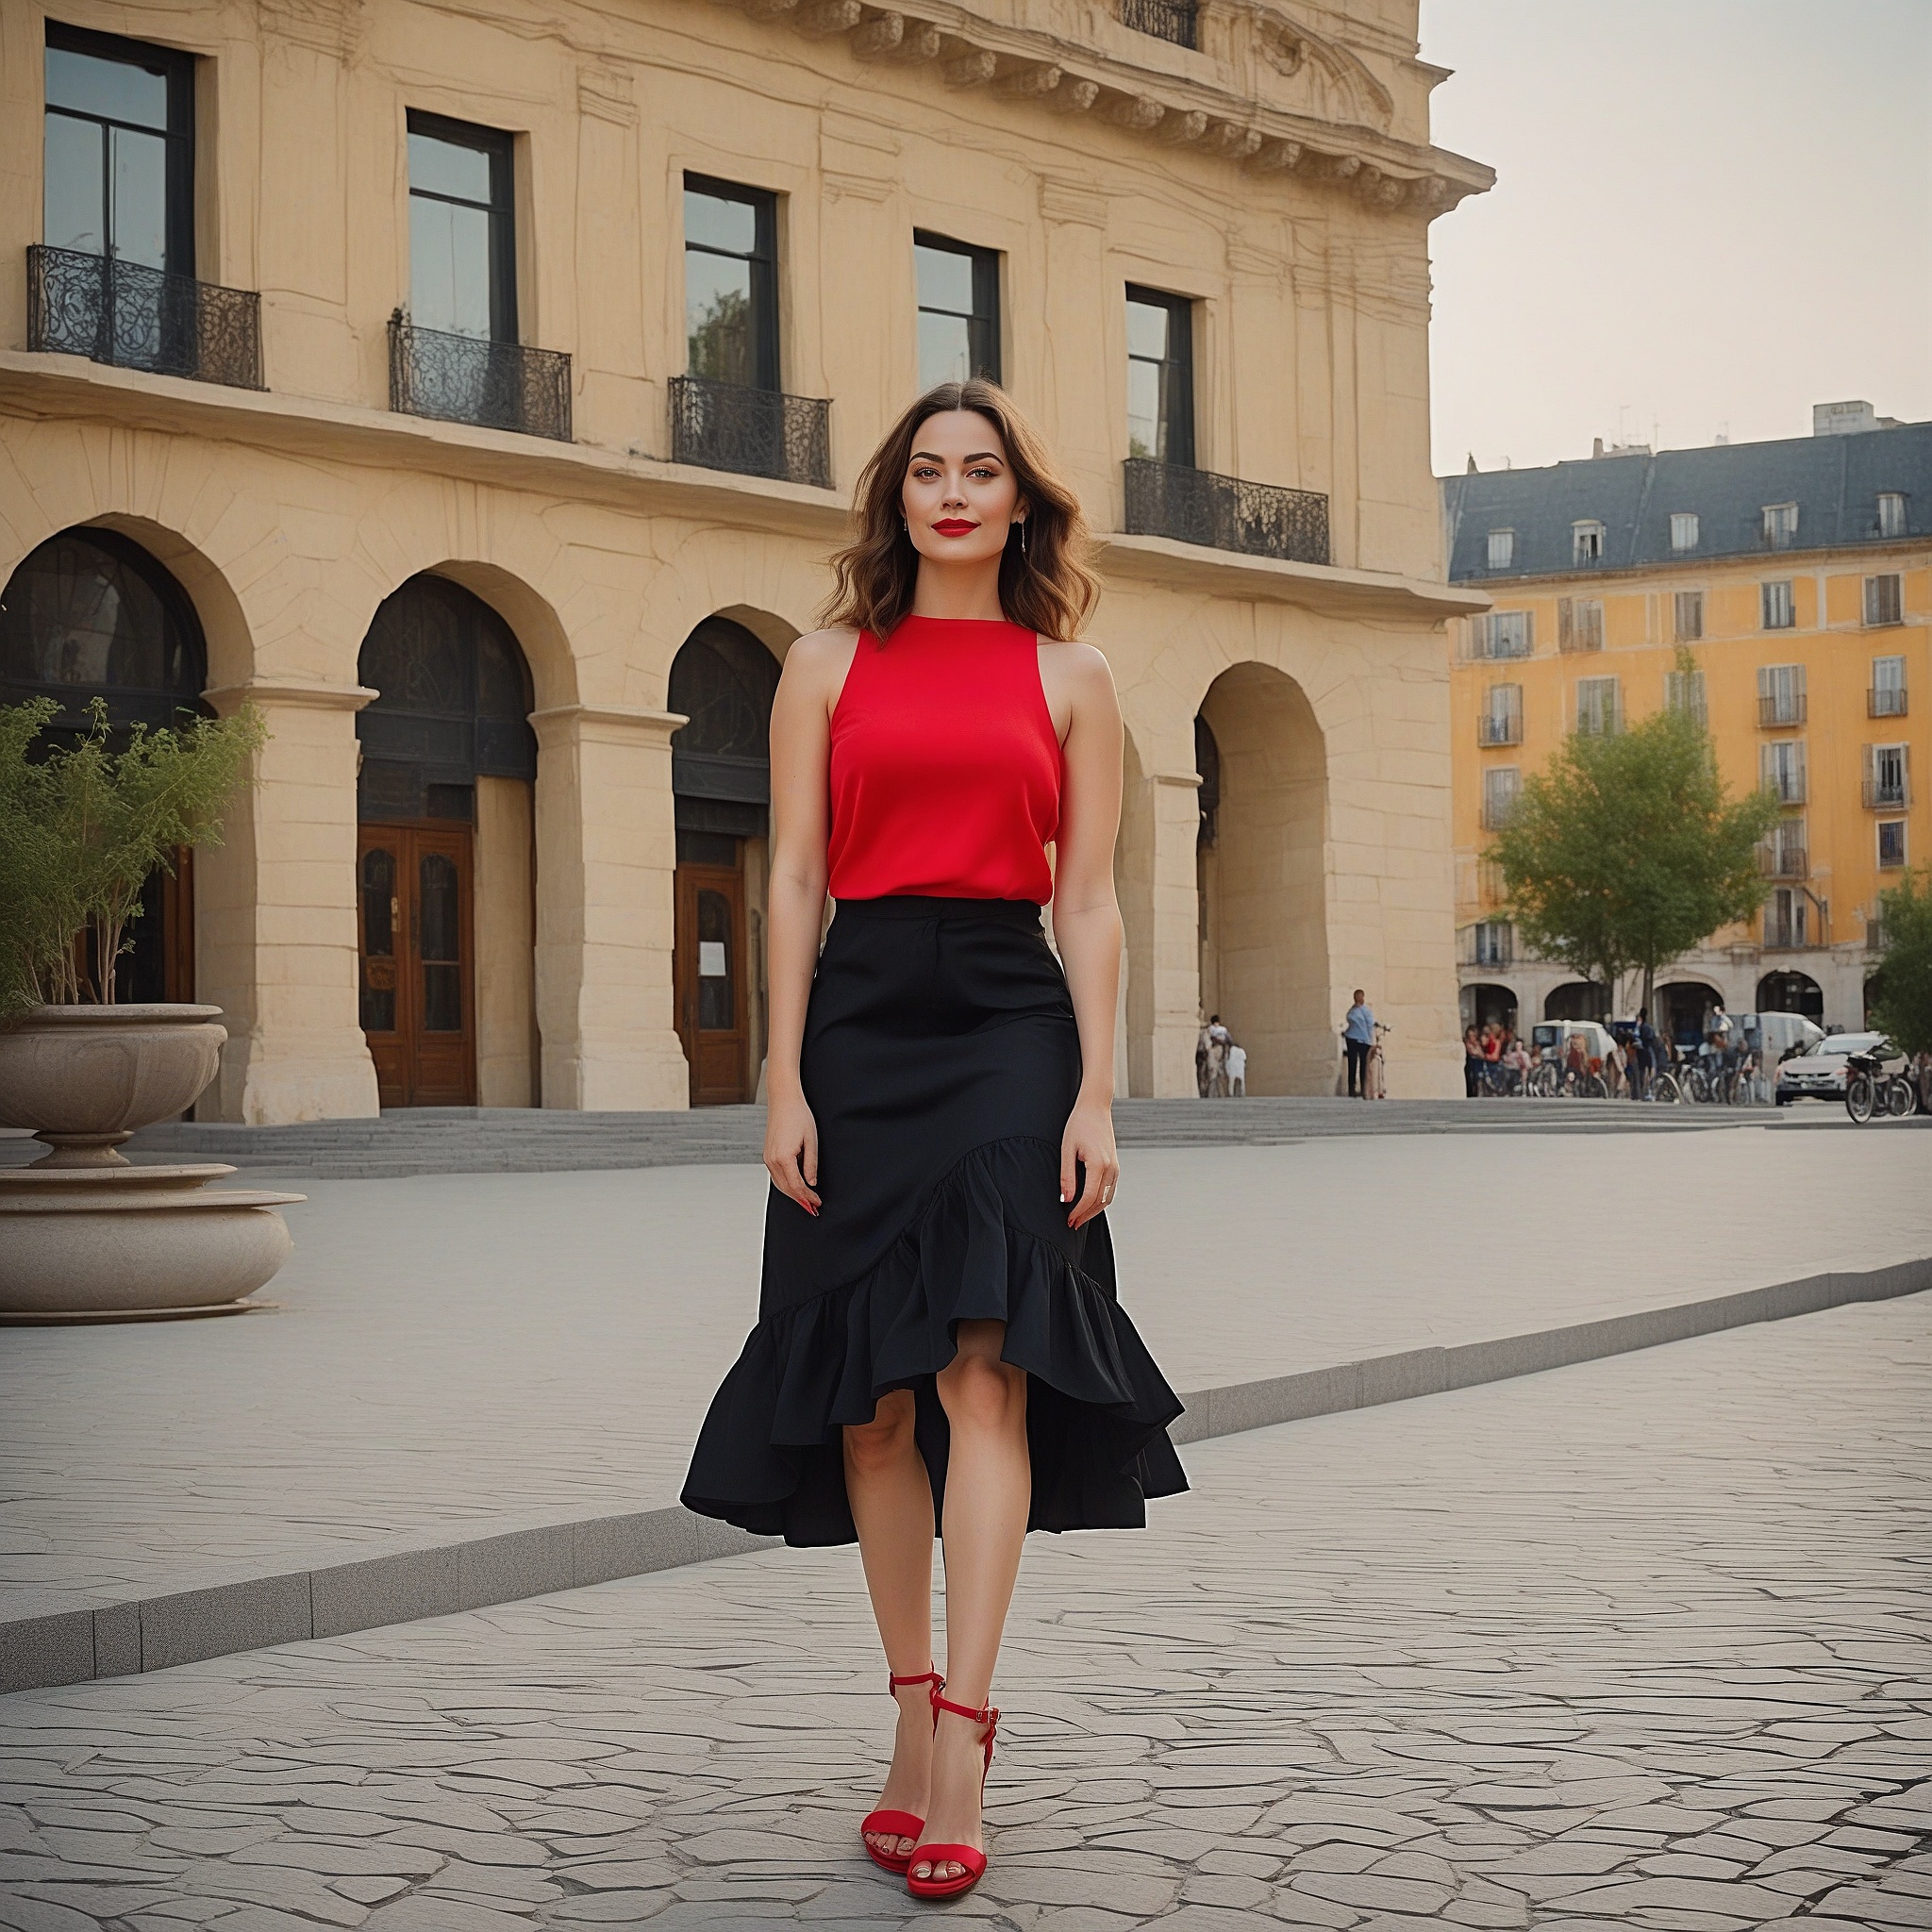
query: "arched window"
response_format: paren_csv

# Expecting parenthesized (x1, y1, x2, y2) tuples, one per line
(0, 526, 208, 732)
(669, 615, 779, 841)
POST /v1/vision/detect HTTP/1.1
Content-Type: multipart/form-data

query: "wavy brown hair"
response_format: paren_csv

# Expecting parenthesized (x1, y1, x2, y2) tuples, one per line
(823, 379, 1101, 642)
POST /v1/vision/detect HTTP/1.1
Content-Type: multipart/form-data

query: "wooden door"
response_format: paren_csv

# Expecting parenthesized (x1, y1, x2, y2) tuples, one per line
(675, 861, 749, 1106)
(358, 824, 477, 1108)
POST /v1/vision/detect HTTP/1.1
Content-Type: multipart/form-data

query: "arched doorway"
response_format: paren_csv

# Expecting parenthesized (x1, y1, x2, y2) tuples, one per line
(1461, 983, 1518, 1034)
(355, 575, 537, 1108)
(670, 615, 780, 1105)
(1657, 979, 1723, 1050)
(1544, 981, 1609, 1023)
(1757, 969, 1824, 1024)
(1194, 663, 1327, 1093)
(0, 526, 208, 1002)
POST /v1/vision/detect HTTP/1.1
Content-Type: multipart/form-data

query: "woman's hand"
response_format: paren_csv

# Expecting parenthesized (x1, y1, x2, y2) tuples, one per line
(1059, 1095, 1118, 1230)
(765, 1088, 821, 1216)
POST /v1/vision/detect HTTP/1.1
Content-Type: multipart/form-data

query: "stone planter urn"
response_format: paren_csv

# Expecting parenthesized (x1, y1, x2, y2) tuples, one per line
(0, 1006, 304, 1321)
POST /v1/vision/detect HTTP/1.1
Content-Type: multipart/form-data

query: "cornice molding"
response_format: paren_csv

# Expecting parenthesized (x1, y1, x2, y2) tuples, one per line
(203, 680, 379, 712)
(731, 0, 1492, 216)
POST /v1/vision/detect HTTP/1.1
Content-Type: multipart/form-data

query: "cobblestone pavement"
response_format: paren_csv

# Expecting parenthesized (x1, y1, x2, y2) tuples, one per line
(7, 1128, 1932, 1621)
(3, 1292, 1928, 1930)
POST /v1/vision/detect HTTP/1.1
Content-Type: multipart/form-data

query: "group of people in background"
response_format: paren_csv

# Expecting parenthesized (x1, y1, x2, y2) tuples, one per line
(1196, 1015, 1247, 1098)
(1463, 1001, 1761, 1101)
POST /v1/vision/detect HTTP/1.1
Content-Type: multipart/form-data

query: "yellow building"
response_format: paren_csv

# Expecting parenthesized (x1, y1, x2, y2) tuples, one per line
(2, 0, 1490, 1121)
(1441, 406, 1932, 1043)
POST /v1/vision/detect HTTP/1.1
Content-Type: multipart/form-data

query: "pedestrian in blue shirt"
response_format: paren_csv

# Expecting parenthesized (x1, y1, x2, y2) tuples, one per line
(1342, 990, 1374, 1098)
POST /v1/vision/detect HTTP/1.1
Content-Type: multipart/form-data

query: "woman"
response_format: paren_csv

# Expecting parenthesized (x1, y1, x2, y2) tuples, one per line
(1462, 1024, 1483, 1098)
(682, 379, 1187, 1902)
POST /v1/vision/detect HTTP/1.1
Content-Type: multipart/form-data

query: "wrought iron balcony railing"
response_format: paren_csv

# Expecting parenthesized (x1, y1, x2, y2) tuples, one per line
(388, 314, 572, 441)
(1123, 458, 1330, 566)
(1120, 0, 1198, 47)
(670, 375, 832, 489)
(1870, 685, 1908, 719)
(1757, 692, 1807, 728)
(27, 244, 262, 390)
(1759, 844, 1809, 880)
(1862, 776, 1909, 810)
(1762, 915, 1809, 950)
(1476, 714, 1522, 746)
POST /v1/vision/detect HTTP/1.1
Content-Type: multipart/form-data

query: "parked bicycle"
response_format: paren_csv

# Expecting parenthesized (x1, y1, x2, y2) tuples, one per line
(1844, 1041, 1915, 1124)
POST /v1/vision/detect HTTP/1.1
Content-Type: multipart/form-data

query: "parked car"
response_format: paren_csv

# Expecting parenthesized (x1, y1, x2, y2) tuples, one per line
(1774, 1031, 1891, 1106)
(1735, 1011, 1824, 1063)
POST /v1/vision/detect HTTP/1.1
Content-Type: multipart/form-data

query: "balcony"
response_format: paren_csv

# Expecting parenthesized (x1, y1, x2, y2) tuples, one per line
(388, 315, 572, 441)
(1757, 692, 1807, 728)
(1476, 714, 1522, 747)
(1123, 458, 1330, 566)
(1862, 776, 1910, 810)
(1870, 685, 1909, 719)
(1120, 0, 1198, 46)
(1762, 914, 1808, 951)
(1759, 844, 1808, 880)
(670, 375, 831, 489)
(1459, 922, 1514, 968)
(27, 243, 262, 390)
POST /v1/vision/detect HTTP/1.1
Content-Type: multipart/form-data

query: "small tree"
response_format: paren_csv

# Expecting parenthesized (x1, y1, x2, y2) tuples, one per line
(0, 698, 266, 1017)
(1490, 657, 1783, 1016)
(1868, 868, 1932, 1058)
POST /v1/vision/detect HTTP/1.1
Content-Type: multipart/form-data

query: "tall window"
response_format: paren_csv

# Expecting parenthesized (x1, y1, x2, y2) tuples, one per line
(1876, 491, 1907, 539)
(1486, 529, 1514, 570)
(1481, 766, 1520, 830)
(1864, 573, 1903, 627)
(1761, 579, 1795, 629)
(43, 23, 194, 275)
(1764, 818, 1807, 877)
(1479, 683, 1523, 745)
(1674, 590, 1705, 641)
(1557, 596, 1604, 652)
(1762, 503, 1798, 548)
(1760, 740, 1807, 805)
(1124, 286, 1194, 466)
(1669, 511, 1699, 553)
(1572, 520, 1605, 565)
(1757, 663, 1806, 726)
(1872, 655, 1907, 718)
(1865, 742, 1909, 809)
(1472, 611, 1532, 659)
(1878, 821, 1907, 870)
(1575, 676, 1620, 737)
(685, 176, 777, 390)
(408, 113, 516, 341)
(1666, 666, 1707, 724)
(914, 234, 999, 388)
(1767, 886, 1807, 948)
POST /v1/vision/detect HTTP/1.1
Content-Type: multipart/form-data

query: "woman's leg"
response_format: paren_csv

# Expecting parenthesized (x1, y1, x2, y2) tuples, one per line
(844, 1389, 938, 1863)
(914, 1318, 1030, 1884)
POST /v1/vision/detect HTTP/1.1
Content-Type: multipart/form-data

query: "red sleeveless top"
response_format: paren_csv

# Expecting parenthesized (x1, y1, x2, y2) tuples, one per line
(827, 616, 1061, 904)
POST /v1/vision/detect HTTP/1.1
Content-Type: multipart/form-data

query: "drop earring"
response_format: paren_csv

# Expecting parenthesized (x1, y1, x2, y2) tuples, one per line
(1018, 518, 1029, 559)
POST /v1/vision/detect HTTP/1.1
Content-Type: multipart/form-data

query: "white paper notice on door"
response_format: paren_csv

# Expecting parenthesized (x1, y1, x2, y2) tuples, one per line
(698, 941, 727, 978)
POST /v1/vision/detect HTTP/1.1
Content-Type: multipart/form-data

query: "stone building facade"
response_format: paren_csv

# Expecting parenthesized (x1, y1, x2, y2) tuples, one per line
(1, 0, 1488, 1121)
(1441, 409, 1932, 1043)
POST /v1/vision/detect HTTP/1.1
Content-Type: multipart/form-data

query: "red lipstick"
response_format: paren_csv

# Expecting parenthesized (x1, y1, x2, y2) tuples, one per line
(931, 519, 978, 536)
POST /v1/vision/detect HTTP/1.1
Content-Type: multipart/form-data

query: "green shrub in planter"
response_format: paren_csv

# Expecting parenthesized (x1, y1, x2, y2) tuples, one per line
(0, 696, 267, 1019)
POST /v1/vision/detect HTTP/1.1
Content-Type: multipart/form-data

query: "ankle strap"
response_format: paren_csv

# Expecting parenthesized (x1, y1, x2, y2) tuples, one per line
(888, 1666, 942, 1695)
(930, 1687, 999, 1737)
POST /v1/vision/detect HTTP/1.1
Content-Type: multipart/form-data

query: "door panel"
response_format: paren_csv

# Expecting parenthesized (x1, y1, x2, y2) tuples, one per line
(675, 861, 749, 1105)
(358, 823, 476, 1108)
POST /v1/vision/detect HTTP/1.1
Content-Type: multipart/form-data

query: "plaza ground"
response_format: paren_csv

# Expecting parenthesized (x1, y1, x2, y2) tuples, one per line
(0, 1290, 1927, 1929)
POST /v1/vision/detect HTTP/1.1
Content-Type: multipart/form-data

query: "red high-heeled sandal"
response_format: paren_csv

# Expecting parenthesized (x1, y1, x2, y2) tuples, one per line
(905, 1686, 999, 1901)
(860, 1666, 942, 1874)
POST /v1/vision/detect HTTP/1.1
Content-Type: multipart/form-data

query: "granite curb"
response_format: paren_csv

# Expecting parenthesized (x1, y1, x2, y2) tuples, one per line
(6, 1253, 1926, 1697)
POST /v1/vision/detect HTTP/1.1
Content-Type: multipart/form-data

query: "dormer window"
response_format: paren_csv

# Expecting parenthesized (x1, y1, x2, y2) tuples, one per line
(1763, 503, 1798, 549)
(1877, 491, 1907, 539)
(1486, 528, 1514, 570)
(1670, 512, 1698, 552)
(1572, 520, 1605, 566)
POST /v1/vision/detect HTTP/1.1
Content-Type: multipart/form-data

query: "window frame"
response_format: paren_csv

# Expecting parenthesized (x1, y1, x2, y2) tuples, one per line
(912, 230, 1000, 387)
(1485, 528, 1514, 571)
(1124, 283, 1195, 469)
(1863, 572, 1903, 628)
(1762, 502, 1799, 549)
(683, 173, 780, 391)
(1557, 595, 1604, 653)
(1665, 666, 1707, 725)
(407, 109, 519, 343)
(1571, 520, 1606, 566)
(1877, 819, 1907, 870)
(1669, 511, 1699, 553)
(43, 20, 196, 278)
(1473, 610, 1533, 660)
(1480, 681, 1524, 745)
(1575, 675, 1621, 738)
(1876, 491, 1907, 540)
(1673, 588, 1705, 642)
(1480, 764, 1521, 830)
(1761, 579, 1795, 630)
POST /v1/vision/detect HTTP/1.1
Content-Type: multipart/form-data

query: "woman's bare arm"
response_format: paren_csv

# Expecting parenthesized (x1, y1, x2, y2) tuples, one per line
(761, 626, 859, 1212)
(1041, 640, 1124, 1229)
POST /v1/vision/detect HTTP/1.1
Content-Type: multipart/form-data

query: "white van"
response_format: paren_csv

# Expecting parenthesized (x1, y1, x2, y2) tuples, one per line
(1735, 1011, 1824, 1063)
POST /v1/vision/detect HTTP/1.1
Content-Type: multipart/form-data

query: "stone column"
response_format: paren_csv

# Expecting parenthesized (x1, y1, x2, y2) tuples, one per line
(196, 680, 381, 1124)
(530, 703, 690, 1111)
(1147, 768, 1207, 1097)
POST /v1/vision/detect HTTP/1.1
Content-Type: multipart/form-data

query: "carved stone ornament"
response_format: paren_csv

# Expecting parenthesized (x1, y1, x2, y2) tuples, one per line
(851, 9, 904, 54)
(1202, 123, 1263, 158)
(998, 61, 1063, 96)
(795, 0, 863, 34)
(1047, 77, 1101, 113)
(1109, 94, 1166, 131)
(942, 48, 998, 86)
(1157, 108, 1209, 145)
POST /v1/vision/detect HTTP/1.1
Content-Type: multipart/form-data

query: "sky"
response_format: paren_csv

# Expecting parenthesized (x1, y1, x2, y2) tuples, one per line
(1420, 0, 1932, 477)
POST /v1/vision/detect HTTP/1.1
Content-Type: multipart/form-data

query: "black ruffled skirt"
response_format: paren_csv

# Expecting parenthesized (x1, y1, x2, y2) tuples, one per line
(681, 895, 1188, 1546)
